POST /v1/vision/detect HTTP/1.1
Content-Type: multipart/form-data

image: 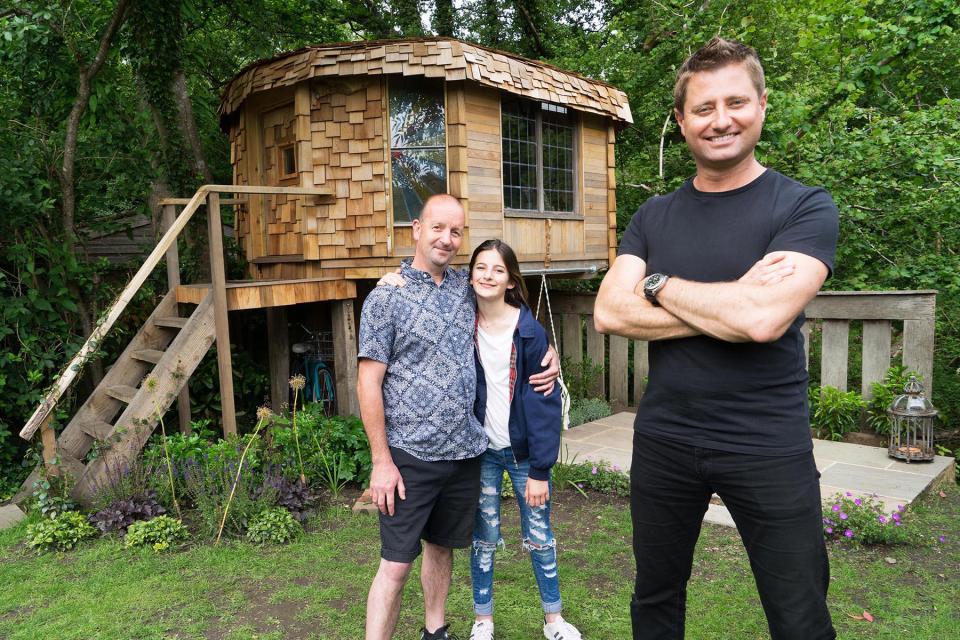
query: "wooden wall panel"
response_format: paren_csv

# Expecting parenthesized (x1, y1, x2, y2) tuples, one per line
(580, 114, 610, 262)
(464, 84, 503, 248)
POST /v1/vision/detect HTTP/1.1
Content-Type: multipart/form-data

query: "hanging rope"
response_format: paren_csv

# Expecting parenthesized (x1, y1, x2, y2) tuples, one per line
(535, 272, 571, 430)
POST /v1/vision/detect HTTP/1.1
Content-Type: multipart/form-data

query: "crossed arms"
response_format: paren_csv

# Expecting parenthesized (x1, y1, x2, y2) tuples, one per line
(594, 251, 829, 344)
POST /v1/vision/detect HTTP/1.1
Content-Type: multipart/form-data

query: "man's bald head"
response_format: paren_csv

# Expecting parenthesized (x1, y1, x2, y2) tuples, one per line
(420, 194, 464, 223)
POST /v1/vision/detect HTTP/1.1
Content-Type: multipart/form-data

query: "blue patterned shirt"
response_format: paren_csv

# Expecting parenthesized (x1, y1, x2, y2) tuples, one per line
(357, 260, 487, 461)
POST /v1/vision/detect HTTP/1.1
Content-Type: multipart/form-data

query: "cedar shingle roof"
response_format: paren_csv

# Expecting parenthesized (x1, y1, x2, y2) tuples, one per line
(219, 37, 632, 125)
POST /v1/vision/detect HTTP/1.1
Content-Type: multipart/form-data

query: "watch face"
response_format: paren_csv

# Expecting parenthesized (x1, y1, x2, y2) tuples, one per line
(646, 274, 664, 290)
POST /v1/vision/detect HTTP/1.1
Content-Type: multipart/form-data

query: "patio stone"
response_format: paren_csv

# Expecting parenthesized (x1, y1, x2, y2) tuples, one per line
(0, 504, 26, 530)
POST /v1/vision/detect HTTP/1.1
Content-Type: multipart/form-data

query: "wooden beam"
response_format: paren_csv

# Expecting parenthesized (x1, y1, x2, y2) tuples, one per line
(609, 335, 629, 409)
(207, 192, 237, 437)
(38, 415, 59, 478)
(820, 320, 850, 391)
(332, 300, 360, 416)
(861, 320, 892, 400)
(266, 307, 290, 412)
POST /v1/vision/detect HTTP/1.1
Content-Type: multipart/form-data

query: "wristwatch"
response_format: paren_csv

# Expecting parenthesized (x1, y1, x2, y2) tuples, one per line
(643, 273, 670, 306)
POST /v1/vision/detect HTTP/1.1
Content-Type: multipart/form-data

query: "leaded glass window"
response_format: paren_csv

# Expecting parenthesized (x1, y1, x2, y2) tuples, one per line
(389, 79, 447, 223)
(502, 99, 576, 215)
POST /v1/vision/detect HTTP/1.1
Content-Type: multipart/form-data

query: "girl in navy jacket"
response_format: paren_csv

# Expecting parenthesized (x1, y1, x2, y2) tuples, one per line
(468, 240, 581, 640)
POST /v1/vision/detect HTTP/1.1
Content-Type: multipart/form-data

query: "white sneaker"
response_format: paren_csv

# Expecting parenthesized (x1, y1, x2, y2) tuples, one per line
(543, 616, 582, 640)
(470, 620, 494, 640)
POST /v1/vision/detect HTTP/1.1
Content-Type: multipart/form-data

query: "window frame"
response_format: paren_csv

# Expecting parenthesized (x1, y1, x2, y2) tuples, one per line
(502, 98, 580, 220)
(387, 79, 449, 227)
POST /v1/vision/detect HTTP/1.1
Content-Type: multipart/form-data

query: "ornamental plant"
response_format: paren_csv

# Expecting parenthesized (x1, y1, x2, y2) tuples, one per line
(246, 507, 303, 545)
(810, 386, 865, 441)
(27, 511, 97, 552)
(124, 515, 189, 552)
(88, 491, 166, 535)
(822, 492, 917, 546)
(866, 366, 914, 435)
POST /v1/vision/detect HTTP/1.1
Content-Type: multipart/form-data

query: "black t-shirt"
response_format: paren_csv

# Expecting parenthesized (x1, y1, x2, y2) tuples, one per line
(618, 169, 839, 456)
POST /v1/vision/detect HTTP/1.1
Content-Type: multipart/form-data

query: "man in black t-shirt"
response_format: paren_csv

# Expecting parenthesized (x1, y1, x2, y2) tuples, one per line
(595, 38, 838, 640)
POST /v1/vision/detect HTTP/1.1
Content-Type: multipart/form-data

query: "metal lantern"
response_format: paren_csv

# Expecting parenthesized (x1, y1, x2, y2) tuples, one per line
(887, 376, 937, 463)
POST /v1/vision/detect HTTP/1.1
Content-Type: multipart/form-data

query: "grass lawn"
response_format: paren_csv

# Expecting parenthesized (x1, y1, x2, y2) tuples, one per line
(1, 482, 957, 639)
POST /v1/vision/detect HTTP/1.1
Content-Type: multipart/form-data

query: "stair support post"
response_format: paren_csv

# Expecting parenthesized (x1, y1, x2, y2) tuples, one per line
(162, 203, 192, 434)
(332, 299, 359, 416)
(207, 192, 237, 436)
(38, 414, 60, 478)
(266, 307, 290, 413)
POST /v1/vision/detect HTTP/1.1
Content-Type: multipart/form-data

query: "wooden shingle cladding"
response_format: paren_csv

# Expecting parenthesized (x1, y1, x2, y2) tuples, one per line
(224, 38, 630, 282)
(220, 38, 632, 127)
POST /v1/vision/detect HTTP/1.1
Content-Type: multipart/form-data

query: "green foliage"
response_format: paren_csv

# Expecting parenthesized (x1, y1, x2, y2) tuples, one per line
(269, 407, 372, 488)
(26, 510, 96, 552)
(553, 449, 629, 497)
(188, 347, 270, 430)
(123, 515, 189, 552)
(810, 386, 866, 441)
(569, 397, 613, 428)
(245, 507, 303, 545)
(866, 366, 915, 435)
(822, 493, 917, 546)
(28, 472, 77, 520)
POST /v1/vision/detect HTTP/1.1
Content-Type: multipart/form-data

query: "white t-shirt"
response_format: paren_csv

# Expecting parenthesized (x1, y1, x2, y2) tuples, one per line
(477, 323, 515, 450)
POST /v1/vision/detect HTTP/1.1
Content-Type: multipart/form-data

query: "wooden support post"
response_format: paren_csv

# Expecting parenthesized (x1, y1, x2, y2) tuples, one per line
(266, 307, 290, 412)
(633, 339, 649, 405)
(585, 321, 605, 399)
(561, 314, 583, 364)
(609, 335, 629, 409)
(332, 300, 360, 416)
(207, 192, 237, 436)
(38, 415, 59, 478)
(821, 319, 850, 391)
(903, 316, 936, 399)
(162, 203, 192, 434)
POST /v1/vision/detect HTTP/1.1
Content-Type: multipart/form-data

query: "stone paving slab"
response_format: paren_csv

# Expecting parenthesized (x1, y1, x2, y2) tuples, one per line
(0, 504, 26, 530)
(564, 412, 957, 529)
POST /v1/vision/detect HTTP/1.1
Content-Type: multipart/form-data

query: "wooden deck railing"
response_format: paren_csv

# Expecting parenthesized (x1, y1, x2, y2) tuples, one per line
(548, 290, 937, 409)
(20, 185, 334, 449)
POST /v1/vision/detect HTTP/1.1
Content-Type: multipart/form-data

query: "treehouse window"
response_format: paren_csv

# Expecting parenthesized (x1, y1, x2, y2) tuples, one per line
(279, 144, 297, 178)
(389, 79, 447, 224)
(502, 99, 577, 216)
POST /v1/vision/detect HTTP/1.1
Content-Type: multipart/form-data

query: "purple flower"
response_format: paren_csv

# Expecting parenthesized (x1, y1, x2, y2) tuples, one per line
(938, 535, 946, 543)
(844, 530, 854, 539)
(591, 466, 598, 475)
(897, 504, 905, 512)
(825, 527, 834, 534)
(839, 513, 848, 521)
(845, 491, 852, 497)
(854, 498, 862, 506)
(832, 504, 841, 512)
(892, 512, 902, 522)
(878, 516, 887, 524)
(894, 521, 902, 526)
(576, 483, 584, 489)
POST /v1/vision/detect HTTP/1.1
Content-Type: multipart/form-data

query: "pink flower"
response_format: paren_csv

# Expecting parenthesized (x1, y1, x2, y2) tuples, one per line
(844, 530, 854, 538)
(938, 535, 946, 543)
(845, 491, 853, 497)
(832, 504, 841, 512)
(825, 527, 834, 534)
(839, 513, 848, 520)
(878, 516, 887, 524)
(854, 498, 862, 506)
(591, 466, 598, 475)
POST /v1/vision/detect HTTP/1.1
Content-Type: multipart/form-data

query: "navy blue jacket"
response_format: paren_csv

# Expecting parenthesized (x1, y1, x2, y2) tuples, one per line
(474, 304, 562, 481)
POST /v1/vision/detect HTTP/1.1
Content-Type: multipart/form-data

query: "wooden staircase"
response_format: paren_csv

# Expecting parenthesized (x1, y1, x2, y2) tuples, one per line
(14, 291, 216, 505)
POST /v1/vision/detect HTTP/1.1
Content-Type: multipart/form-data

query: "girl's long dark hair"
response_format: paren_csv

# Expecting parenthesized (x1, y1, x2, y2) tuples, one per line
(469, 239, 529, 308)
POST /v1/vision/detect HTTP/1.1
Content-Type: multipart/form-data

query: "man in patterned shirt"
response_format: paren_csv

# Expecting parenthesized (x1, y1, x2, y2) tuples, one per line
(358, 194, 558, 640)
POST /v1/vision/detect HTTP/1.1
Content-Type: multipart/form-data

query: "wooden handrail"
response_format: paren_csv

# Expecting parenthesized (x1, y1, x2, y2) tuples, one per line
(20, 184, 335, 441)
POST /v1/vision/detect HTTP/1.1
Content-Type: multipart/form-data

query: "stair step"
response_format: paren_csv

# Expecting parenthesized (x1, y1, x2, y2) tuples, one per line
(105, 385, 139, 404)
(131, 348, 165, 364)
(154, 316, 188, 329)
(78, 420, 114, 441)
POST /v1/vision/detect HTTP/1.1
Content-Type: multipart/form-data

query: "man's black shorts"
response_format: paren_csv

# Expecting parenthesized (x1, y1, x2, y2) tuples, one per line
(379, 447, 482, 563)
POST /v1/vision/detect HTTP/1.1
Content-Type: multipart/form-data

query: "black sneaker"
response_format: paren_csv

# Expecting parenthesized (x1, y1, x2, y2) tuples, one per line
(420, 624, 460, 640)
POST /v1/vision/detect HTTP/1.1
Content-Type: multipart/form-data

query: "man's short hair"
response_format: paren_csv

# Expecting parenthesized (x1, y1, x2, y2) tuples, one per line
(673, 37, 765, 112)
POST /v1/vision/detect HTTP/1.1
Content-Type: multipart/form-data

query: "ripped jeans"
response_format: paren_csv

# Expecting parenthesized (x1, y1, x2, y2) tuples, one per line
(470, 446, 562, 616)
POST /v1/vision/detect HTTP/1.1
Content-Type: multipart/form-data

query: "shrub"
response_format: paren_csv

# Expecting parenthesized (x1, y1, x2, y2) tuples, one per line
(87, 456, 167, 513)
(124, 515, 189, 552)
(269, 408, 371, 488)
(562, 356, 605, 402)
(29, 474, 77, 519)
(822, 492, 917, 546)
(184, 453, 276, 539)
(88, 491, 166, 535)
(257, 473, 314, 521)
(246, 507, 303, 545)
(569, 397, 613, 427)
(866, 366, 914, 436)
(554, 454, 630, 497)
(27, 511, 97, 552)
(810, 386, 865, 441)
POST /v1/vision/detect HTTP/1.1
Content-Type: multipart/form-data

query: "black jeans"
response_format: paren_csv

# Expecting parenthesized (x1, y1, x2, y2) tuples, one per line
(630, 433, 836, 640)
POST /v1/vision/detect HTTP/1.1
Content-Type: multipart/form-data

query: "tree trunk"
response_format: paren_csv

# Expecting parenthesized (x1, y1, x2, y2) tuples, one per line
(172, 69, 213, 183)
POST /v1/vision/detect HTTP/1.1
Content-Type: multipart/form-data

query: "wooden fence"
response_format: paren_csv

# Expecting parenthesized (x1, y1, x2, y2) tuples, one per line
(546, 290, 937, 409)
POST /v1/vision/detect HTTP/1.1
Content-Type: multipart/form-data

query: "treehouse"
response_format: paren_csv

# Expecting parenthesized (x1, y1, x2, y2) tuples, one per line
(15, 37, 632, 505)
